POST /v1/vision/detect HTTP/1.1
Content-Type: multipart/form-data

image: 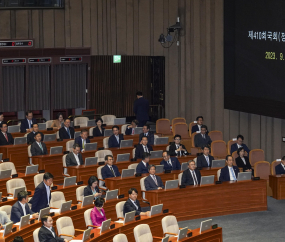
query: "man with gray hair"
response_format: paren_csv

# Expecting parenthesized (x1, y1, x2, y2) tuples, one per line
(0, 210, 11, 229)
(181, 160, 201, 186)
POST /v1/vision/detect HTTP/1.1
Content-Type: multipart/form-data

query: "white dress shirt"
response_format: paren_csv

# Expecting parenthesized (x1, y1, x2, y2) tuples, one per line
(190, 169, 198, 185)
(44, 226, 55, 237)
(281, 163, 285, 170)
(130, 199, 138, 210)
(241, 157, 246, 165)
(151, 175, 158, 185)
(44, 182, 50, 205)
(18, 201, 26, 216)
(107, 165, 116, 177)
(142, 145, 149, 153)
(204, 155, 210, 166)
(198, 125, 201, 131)
(228, 166, 236, 181)
(27, 119, 33, 129)
(167, 159, 172, 166)
(73, 152, 81, 165)
(115, 135, 120, 143)
(64, 126, 71, 138)
(237, 144, 242, 149)
(142, 161, 147, 167)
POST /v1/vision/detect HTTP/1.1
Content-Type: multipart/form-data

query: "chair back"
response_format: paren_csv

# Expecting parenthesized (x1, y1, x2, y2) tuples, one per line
(84, 208, 93, 227)
(28, 145, 32, 157)
(121, 124, 128, 135)
(34, 173, 44, 188)
(209, 130, 223, 142)
(50, 191, 66, 208)
(56, 131, 59, 139)
(140, 177, 147, 199)
(101, 115, 116, 125)
(89, 127, 95, 136)
(156, 119, 172, 135)
(232, 151, 238, 162)
(56, 216, 75, 240)
(132, 148, 136, 159)
(166, 145, 170, 151)
(173, 123, 189, 139)
(62, 154, 68, 175)
(128, 163, 138, 170)
(103, 137, 109, 148)
(133, 224, 153, 242)
(161, 215, 179, 236)
(178, 173, 183, 186)
(95, 150, 113, 163)
(271, 160, 282, 175)
(66, 140, 74, 152)
(0, 162, 17, 175)
(113, 234, 128, 242)
(193, 158, 197, 166)
(97, 166, 104, 180)
(211, 141, 227, 159)
(189, 122, 196, 137)
(46, 120, 54, 128)
(191, 132, 198, 148)
(24, 133, 28, 137)
(217, 169, 221, 180)
(116, 201, 126, 219)
(0, 205, 12, 219)
(6, 178, 26, 194)
(172, 117, 186, 129)
(227, 139, 237, 154)
(76, 185, 87, 203)
(181, 162, 188, 171)
(33, 227, 40, 242)
(74, 117, 88, 127)
(249, 149, 265, 166)
(254, 161, 270, 180)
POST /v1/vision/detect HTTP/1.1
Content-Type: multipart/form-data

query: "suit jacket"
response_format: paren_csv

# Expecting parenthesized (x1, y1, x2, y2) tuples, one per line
(181, 169, 201, 186)
(197, 155, 214, 168)
(194, 133, 212, 147)
(123, 198, 142, 216)
(134, 144, 153, 159)
(38, 226, 64, 242)
(59, 126, 75, 139)
(169, 143, 188, 156)
(160, 157, 181, 171)
(133, 97, 149, 122)
(101, 164, 121, 180)
(230, 143, 250, 155)
(29, 181, 51, 213)
(144, 175, 164, 190)
(139, 132, 154, 145)
(136, 161, 149, 174)
(235, 156, 252, 171)
(11, 201, 35, 223)
(125, 127, 135, 135)
(0, 132, 14, 145)
(219, 166, 239, 182)
(74, 136, 90, 150)
(191, 124, 209, 134)
(83, 185, 99, 198)
(31, 141, 48, 156)
(20, 118, 37, 133)
(275, 164, 285, 175)
(108, 134, 124, 148)
(66, 152, 84, 167)
(27, 131, 44, 144)
(93, 126, 104, 137)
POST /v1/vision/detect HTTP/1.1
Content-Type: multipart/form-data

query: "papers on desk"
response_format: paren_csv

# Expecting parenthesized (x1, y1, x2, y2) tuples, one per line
(114, 220, 124, 223)
(69, 240, 83, 242)
(15, 222, 20, 225)
(0, 229, 4, 233)
(50, 209, 60, 213)
(7, 196, 14, 200)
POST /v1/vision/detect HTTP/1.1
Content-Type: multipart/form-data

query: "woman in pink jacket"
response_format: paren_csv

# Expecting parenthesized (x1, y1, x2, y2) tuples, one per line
(90, 197, 106, 226)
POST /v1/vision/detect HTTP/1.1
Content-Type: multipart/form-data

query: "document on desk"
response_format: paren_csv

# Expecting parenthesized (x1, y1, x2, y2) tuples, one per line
(49, 209, 60, 213)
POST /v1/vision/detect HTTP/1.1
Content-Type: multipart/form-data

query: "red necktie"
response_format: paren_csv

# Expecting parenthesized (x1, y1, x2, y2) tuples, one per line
(4, 133, 8, 142)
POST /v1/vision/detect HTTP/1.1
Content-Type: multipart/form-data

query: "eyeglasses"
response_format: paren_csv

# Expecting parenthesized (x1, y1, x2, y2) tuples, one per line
(174, 139, 181, 141)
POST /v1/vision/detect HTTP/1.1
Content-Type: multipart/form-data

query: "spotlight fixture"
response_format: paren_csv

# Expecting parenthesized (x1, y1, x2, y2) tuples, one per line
(158, 17, 181, 48)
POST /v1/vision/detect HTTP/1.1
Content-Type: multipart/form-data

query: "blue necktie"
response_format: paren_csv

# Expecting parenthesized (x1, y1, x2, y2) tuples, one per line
(29, 120, 32, 129)
(206, 156, 210, 166)
(67, 128, 71, 138)
(230, 167, 236, 181)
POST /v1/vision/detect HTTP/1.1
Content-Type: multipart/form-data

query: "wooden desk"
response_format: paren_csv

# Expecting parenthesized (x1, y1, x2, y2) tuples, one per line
(145, 179, 267, 221)
(269, 175, 285, 200)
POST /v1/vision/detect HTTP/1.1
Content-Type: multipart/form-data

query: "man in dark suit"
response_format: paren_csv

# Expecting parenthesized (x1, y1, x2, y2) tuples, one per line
(191, 116, 209, 134)
(181, 160, 201, 186)
(275, 156, 285, 175)
(29, 172, 53, 213)
(12, 236, 24, 242)
(27, 123, 44, 144)
(194, 125, 212, 148)
(169, 134, 188, 156)
(139, 125, 154, 145)
(38, 215, 68, 242)
(136, 152, 150, 174)
(108, 125, 124, 148)
(11, 190, 39, 223)
(160, 151, 181, 170)
(144, 165, 164, 190)
(101, 155, 121, 180)
(66, 143, 84, 167)
(134, 136, 153, 159)
(123, 188, 150, 216)
(197, 146, 214, 168)
(230, 134, 251, 155)
(74, 129, 90, 152)
(219, 155, 239, 181)
(0, 112, 4, 125)
(31, 132, 48, 156)
(59, 119, 75, 139)
(133, 91, 149, 127)
(20, 111, 37, 133)
(125, 120, 139, 135)
(0, 123, 14, 145)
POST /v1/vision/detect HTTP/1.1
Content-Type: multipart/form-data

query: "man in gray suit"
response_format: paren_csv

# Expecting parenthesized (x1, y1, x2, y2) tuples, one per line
(31, 132, 48, 156)
(66, 143, 84, 167)
(0, 210, 11, 229)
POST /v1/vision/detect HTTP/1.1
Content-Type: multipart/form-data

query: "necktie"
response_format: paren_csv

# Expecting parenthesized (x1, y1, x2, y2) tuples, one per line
(177, 145, 181, 156)
(38, 143, 43, 151)
(29, 120, 32, 129)
(116, 135, 119, 144)
(82, 140, 85, 149)
(144, 146, 149, 153)
(152, 175, 158, 186)
(110, 166, 116, 177)
(206, 156, 210, 166)
(67, 128, 71, 138)
(132, 128, 134, 135)
(230, 167, 237, 181)
(203, 134, 205, 139)
(168, 160, 172, 167)
(4, 133, 8, 142)
(191, 170, 198, 185)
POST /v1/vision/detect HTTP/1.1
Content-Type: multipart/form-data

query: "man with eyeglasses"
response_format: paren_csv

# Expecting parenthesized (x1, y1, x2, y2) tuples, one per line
(169, 134, 189, 156)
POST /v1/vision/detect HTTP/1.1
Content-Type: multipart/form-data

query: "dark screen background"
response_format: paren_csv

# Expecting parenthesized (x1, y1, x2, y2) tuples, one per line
(224, 0, 285, 119)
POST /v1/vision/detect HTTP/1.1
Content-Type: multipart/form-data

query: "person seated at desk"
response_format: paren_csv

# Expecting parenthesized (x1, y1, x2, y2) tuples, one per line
(27, 123, 44, 144)
(181, 160, 201, 186)
(74, 129, 90, 152)
(84, 176, 102, 199)
(20, 110, 37, 133)
(136, 152, 150, 174)
(275, 156, 285, 175)
(29, 172, 53, 213)
(13, 236, 24, 242)
(123, 188, 150, 216)
(219, 155, 239, 182)
(38, 215, 68, 242)
(66, 143, 84, 167)
(197, 146, 214, 168)
(59, 118, 75, 139)
(236, 147, 253, 173)
(139, 125, 154, 145)
(93, 118, 105, 137)
(160, 151, 181, 171)
(134, 136, 153, 159)
(11, 190, 39, 223)
(191, 116, 209, 134)
(90, 197, 106, 226)
(230, 134, 250, 155)
(31, 132, 48, 156)
(51, 112, 64, 130)
(144, 165, 164, 190)
(108, 125, 124, 148)
(0, 112, 4, 125)
(125, 119, 139, 135)
(169, 134, 188, 156)
(101, 155, 121, 180)
(0, 122, 14, 145)
(194, 125, 212, 148)
(0, 210, 11, 229)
